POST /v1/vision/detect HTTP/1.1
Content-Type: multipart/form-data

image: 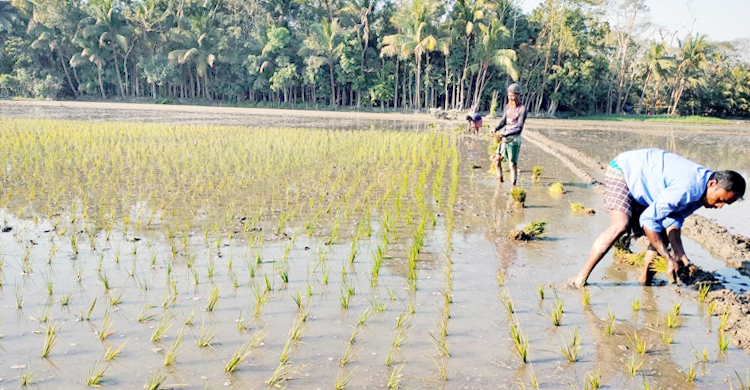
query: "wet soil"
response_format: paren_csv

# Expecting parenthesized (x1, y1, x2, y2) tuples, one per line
(1, 101, 750, 389)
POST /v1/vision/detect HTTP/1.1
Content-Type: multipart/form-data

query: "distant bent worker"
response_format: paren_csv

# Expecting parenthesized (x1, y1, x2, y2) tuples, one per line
(491, 83, 527, 185)
(569, 148, 745, 288)
(466, 113, 483, 135)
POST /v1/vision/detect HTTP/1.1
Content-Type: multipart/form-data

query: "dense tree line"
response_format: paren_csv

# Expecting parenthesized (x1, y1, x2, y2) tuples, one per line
(1, 0, 749, 117)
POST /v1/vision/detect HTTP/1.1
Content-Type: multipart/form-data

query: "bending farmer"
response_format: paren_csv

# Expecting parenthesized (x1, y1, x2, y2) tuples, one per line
(570, 148, 745, 288)
(491, 83, 527, 185)
(466, 113, 483, 135)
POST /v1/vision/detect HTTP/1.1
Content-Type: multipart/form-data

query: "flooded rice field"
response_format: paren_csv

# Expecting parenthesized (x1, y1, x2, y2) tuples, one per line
(1, 103, 750, 389)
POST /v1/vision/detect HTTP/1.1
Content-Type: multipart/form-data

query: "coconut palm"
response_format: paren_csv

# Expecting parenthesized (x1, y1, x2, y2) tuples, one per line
(74, 0, 131, 97)
(381, 0, 447, 111)
(469, 19, 518, 110)
(301, 18, 345, 105)
(340, 0, 377, 74)
(450, 0, 496, 109)
(669, 34, 712, 116)
(636, 41, 673, 114)
(167, 9, 220, 99)
(31, 29, 79, 96)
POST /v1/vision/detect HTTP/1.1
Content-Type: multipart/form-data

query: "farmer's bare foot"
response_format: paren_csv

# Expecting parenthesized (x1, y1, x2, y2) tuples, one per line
(665, 261, 679, 284)
(638, 268, 655, 286)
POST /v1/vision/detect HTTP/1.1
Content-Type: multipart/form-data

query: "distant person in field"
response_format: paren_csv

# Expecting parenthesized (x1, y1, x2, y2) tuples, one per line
(492, 83, 527, 185)
(569, 148, 745, 288)
(466, 113, 482, 135)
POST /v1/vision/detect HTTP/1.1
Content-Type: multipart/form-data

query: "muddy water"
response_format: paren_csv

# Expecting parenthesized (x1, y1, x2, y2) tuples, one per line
(0, 105, 749, 389)
(534, 127, 750, 237)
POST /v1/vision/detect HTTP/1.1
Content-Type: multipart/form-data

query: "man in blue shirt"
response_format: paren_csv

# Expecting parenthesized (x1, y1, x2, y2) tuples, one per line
(570, 148, 745, 288)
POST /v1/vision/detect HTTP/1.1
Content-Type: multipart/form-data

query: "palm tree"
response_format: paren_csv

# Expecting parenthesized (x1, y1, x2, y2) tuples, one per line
(340, 0, 377, 74)
(450, 0, 495, 109)
(669, 33, 712, 116)
(302, 18, 345, 105)
(78, 0, 131, 97)
(31, 30, 79, 97)
(636, 41, 672, 114)
(381, 0, 447, 111)
(168, 9, 220, 99)
(469, 19, 518, 110)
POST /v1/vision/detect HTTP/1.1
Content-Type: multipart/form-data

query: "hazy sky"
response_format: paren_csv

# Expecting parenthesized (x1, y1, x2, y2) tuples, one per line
(519, 0, 750, 42)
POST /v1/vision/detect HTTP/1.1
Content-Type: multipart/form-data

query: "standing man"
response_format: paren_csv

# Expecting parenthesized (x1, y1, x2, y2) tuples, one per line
(466, 113, 483, 135)
(569, 148, 745, 288)
(492, 83, 527, 185)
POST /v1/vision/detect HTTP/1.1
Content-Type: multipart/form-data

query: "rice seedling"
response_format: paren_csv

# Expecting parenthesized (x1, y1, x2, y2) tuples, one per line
(548, 181, 566, 195)
(163, 327, 185, 366)
(340, 287, 352, 310)
(538, 284, 544, 300)
(719, 308, 730, 330)
(86, 298, 97, 321)
(184, 306, 195, 326)
(719, 331, 730, 353)
(548, 299, 564, 327)
(104, 340, 127, 361)
(387, 363, 405, 389)
(510, 322, 529, 363)
(14, 284, 24, 309)
(151, 315, 172, 342)
(205, 285, 220, 312)
(631, 297, 640, 312)
(604, 308, 616, 335)
(660, 330, 673, 344)
(626, 353, 643, 376)
(59, 293, 71, 306)
(144, 369, 169, 390)
(335, 367, 357, 389)
(582, 289, 591, 306)
(340, 342, 357, 365)
(19, 367, 38, 386)
(666, 310, 680, 328)
(510, 187, 526, 207)
(41, 322, 61, 358)
(500, 292, 515, 314)
(357, 308, 371, 326)
(371, 299, 386, 312)
(559, 327, 581, 363)
(732, 369, 750, 390)
(430, 332, 450, 357)
(627, 330, 648, 355)
(641, 372, 653, 390)
(698, 282, 711, 303)
(672, 302, 682, 316)
(433, 357, 447, 381)
(225, 339, 253, 372)
(508, 221, 546, 241)
(138, 304, 157, 322)
(109, 289, 124, 307)
(583, 369, 601, 390)
(98, 314, 116, 340)
(684, 363, 696, 382)
(266, 361, 297, 388)
(85, 361, 108, 386)
(531, 166, 543, 182)
(707, 301, 718, 316)
(693, 347, 709, 363)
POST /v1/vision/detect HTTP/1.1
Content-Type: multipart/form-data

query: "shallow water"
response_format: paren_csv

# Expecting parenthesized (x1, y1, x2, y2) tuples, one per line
(0, 106, 749, 389)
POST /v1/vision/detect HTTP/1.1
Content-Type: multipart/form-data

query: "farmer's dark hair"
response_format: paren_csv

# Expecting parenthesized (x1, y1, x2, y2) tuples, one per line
(710, 170, 745, 198)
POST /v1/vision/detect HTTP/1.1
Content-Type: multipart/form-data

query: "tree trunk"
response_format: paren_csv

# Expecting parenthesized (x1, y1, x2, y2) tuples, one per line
(57, 50, 79, 97)
(329, 60, 336, 105)
(111, 47, 125, 97)
(414, 55, 421, 111)
(394, 59, 399, 108)
(97, 63, 106, 99)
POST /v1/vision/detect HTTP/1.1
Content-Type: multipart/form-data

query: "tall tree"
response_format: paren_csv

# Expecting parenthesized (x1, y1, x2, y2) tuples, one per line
(302, 18, 345, 105)
(669, 33, 712, 116)
(381, 0, 446, 110)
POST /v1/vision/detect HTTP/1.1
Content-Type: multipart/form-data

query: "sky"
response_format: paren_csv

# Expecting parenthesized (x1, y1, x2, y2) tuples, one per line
(519, 0, 750, 43)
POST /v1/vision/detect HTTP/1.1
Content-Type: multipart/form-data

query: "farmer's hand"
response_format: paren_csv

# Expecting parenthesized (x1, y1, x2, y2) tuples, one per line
(665, 257, 682, 285)
(675, 253, 690, 267)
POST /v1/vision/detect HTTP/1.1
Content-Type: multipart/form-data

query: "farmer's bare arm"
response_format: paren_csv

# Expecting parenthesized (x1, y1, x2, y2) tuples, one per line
(666, 226, 689, 266)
